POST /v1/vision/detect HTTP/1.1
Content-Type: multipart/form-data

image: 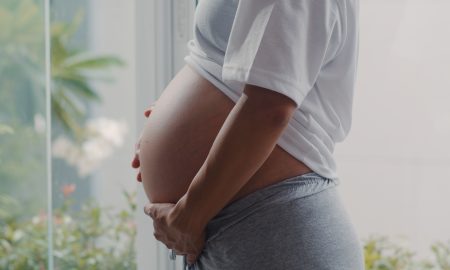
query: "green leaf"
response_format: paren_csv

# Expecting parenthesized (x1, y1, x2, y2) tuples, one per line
(51, 37, 70, 68)
(64, 9, 85, 40)
(51, 95, 84, 138)
(62, 54, 125, 70)
(0, 123, 14, 135)
(54, 77, 101, 102)
(0, 7, 14, 42)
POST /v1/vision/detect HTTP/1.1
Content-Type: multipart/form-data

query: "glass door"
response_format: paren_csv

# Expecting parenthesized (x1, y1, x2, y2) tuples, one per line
(1, 0, 198, 269)
(50, 0, 138, 269)
(0, 0, 51, 268)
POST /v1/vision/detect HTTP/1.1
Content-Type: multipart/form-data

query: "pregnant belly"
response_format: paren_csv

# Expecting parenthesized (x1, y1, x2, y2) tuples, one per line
(139, 64, 312, 204)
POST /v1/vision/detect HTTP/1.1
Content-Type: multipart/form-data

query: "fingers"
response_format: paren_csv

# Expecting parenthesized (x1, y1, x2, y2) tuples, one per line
(186, 240, 203, 265)
(132, 135, 142, 183)
(144, 202, 176, 223)
(133, 105, 155, 183)
(144, 203, 155, 218)
(144, 105, 155, 118)
(131, 153, 140, 168)
(133, 104, 155, 182)
(144, 202, 173, 217)
(187, 254, 198, 266)
(132, 136, 142, 169)
(132, 151, 143, 182)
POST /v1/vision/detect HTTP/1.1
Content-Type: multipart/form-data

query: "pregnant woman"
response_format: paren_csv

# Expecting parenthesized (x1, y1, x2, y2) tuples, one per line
(132, 0, 364, 269)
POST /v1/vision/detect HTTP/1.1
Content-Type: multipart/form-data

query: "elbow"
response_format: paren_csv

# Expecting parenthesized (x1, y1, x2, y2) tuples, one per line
(242, 84, 296, 126)
(266, 108, 293, 128)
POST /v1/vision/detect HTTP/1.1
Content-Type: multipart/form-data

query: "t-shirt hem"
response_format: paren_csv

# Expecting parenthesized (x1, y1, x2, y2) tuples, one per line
(184, 54, 339, 182)
(222, 65, 307, 109)
(276, 125, 339, 182)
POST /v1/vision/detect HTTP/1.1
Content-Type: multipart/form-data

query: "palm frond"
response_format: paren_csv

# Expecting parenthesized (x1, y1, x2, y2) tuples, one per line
(62, 54, 125, 70)
(54, 77, 101, 102)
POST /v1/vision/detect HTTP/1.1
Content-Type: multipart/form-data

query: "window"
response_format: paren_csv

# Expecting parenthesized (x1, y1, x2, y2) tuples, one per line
(2, 0, 448, 268)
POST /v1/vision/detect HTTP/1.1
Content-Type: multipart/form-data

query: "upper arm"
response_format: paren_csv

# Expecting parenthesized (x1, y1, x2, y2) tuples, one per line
(221, 0, 340, 111)
(242, 83, 297, 117)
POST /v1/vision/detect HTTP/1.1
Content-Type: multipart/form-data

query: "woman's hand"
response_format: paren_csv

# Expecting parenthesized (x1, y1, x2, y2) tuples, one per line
(144, 196, 206, 266)
(131, 103, 156, 182)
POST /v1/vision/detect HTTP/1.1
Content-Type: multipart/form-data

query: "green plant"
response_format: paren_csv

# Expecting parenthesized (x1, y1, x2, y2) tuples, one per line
(50, 11, 124, 139)
(0, 0, 124, 139)
(0, 0, 125, 217)
(363, 234, 416, 270)
(0, 124, 14, 135)
(0, 1, 135, 268)
(0, 188, 137, 270)
(422, 241, 450, 270)
(0, 124, 46, 218)
(363, 234, 450, 270)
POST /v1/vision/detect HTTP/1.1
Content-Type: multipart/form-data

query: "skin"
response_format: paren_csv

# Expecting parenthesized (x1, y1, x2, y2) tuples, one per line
(132, 65, 312, 265)
(131, 108, 153, 182)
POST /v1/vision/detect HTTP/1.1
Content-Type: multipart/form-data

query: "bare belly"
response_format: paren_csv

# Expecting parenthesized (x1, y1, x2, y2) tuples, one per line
(139, 64, 312, 204)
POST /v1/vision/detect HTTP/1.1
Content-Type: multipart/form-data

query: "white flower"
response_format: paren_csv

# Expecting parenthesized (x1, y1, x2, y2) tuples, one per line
(86, 117, 127, 146)
(31, 216, 40, 225)
(63, 215, 72, 224)
(52, 136, 75, 158)
(52, 117, 127, 177)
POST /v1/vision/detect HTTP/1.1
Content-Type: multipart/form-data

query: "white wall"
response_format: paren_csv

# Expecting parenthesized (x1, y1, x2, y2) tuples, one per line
(88, 0, 137, 212)
(335, 0, 450, 261)
(87, 0, 147, 265)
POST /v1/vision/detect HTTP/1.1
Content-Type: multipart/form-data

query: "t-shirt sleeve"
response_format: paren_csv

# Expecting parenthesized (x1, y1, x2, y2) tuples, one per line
(221, 0, 340, 109)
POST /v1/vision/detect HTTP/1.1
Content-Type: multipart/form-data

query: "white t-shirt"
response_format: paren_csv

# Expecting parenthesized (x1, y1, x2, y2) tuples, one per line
(184, 0, 360, 181)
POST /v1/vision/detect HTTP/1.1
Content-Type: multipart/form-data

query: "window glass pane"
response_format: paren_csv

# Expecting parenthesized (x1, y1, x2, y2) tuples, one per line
(0, 0, 50, 268)
(50, 1, 137, 268)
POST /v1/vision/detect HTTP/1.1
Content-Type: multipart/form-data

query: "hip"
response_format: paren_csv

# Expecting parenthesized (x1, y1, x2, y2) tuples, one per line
(188, 173, 364, 270)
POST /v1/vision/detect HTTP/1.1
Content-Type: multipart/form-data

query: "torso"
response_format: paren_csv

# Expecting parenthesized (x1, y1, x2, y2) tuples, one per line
(139, 64, 312, 204)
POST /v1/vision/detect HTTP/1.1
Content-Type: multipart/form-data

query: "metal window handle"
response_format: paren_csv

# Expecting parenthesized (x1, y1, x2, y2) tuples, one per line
(183, 255, 195, 270)
(168, 249, 177, 260)
(169, 250, 196, 269)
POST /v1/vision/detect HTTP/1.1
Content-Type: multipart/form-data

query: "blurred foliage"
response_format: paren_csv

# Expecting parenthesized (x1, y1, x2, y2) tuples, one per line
(0, 0, 124, 215)
(0, 0, 46, 127)
(363, 234, 450, 270)
(0, 124, 46, 218)
(0, 189, 137, 270)
(0, 123, 14, 135)
(50, 11, 124, 140)
(0, 0, 132, 267)
(0, 0, 124, 139)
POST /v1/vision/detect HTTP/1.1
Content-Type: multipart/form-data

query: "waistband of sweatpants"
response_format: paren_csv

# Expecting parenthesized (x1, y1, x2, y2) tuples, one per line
(205, 171, 340, 240)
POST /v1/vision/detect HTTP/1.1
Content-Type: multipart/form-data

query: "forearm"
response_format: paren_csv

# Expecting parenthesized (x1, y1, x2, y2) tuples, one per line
(176, 90, 293, 230)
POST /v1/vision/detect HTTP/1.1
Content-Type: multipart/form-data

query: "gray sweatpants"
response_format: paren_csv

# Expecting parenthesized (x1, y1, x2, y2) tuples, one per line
(184, 172, 365, 270)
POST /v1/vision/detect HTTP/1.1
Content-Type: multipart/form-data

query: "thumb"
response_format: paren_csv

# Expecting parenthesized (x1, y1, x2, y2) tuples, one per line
(144, 202, 174, 218)
(144, 203, 157, 218)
